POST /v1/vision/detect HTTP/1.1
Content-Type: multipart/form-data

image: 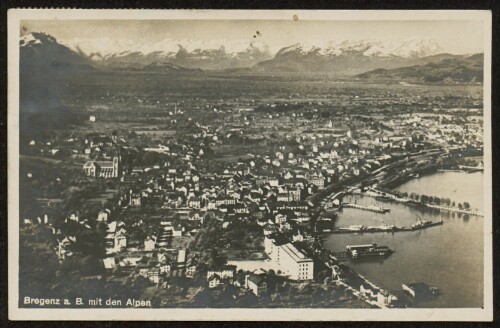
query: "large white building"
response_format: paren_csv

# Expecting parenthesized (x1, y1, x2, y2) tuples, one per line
(264, 235, 314, 281)
(83, 157, 120, 178)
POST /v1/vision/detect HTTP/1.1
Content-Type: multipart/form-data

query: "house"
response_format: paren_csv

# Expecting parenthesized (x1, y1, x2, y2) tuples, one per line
(118, 256, 142, 268)
(177, 249, 187, 268)
(66, 213, 79, 223)
(102, 257, 116, 270)
(172, 225, 184, 237)
(360, 284, 398, 307)
(188, 197, 202, 209)
(279, 221, 292, 232)
(292, 230, 304, 242)
(207, 265, 236, 280)
(129, 191, 142, 207)
(185, 259, 197, 278)
(144, 236, 156, 251)
(263, 224, 278, 236)
(246, 273, 267, 296)
(147, 268, 160, 284)
(275, 214, 287, 225)
(159, 262, 172, 275)
(97, 209, 110, 222)
(137, 265, 149, 278)
(189, 212, 203, 223)
(114, 228, 127, 252)
(277, 193, 290, 202)
(307, 176, 325, 189)
(208, 274, 222, 288)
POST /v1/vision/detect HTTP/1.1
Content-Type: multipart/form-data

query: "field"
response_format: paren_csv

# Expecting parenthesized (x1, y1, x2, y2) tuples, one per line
(20, 68, 483, 142)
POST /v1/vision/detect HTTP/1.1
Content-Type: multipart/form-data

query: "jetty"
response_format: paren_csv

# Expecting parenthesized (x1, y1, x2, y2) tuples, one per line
(423, 204, 483, 216)
(330, 220, 444, 234)
(342, 203, 390, 213)
(457, 164, 484, 173)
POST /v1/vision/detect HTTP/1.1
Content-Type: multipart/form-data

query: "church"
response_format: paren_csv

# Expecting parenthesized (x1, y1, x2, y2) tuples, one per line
(83, 156, 120, 178)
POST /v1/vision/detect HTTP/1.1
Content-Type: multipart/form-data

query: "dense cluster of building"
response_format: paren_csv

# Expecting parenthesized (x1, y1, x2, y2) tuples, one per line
(22, 101, 484, 304)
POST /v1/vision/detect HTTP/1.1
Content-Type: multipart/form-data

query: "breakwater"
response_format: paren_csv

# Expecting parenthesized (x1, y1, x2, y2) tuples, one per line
(364, 188, 483, 217)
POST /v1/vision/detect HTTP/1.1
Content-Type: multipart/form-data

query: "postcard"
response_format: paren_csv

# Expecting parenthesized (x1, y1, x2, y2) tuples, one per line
(7, 9, 493, 321)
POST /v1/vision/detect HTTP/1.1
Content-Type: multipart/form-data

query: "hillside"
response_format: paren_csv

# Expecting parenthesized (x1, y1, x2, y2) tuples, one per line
(355, 54, 483, 84)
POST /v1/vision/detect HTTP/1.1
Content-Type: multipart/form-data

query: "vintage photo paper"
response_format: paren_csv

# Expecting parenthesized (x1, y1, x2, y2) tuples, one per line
(8, 9, 492, 321)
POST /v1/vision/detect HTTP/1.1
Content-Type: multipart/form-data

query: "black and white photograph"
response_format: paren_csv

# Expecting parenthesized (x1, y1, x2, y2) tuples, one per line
(7, 9, 493, 321)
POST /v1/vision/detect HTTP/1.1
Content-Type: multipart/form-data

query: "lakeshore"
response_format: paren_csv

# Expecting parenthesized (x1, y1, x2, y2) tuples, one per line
(321, 170, 484, 308)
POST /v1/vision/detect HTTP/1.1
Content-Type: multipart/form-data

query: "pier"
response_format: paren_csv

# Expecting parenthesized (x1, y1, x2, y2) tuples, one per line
(424, 204, 484, 216)
(342, 203, 390, 213)
(330, 220, 444, 234)
(457, 164, 484, 173)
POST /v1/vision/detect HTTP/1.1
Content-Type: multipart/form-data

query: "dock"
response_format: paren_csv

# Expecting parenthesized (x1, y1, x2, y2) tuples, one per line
(342, 203, 390, 213)
(329, 220, 444, 234)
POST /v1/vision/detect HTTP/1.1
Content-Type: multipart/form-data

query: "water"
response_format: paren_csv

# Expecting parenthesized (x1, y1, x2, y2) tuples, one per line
(395, 171, 484, 211)
(322, 172, 484, 308)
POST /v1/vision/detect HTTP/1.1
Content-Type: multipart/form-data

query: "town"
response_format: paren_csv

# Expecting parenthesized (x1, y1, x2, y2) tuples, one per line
(19, 79, 484, 308)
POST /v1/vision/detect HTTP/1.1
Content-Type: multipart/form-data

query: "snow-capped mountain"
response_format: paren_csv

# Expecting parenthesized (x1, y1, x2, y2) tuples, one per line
(256, 38, 447, 75)
(274, 38, 443, 59)
(21, 32, 473, 76)
(21, 32, 93, 70)
(60, 36, 273, 70)
(48, 34, 445, 71)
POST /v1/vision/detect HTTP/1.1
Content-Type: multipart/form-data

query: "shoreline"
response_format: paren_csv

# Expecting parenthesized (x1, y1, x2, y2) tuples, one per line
(310, 155, 483, 307)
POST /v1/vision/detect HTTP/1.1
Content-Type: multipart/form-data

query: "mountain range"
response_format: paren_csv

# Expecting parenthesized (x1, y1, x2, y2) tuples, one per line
(20, 31, 483, 82)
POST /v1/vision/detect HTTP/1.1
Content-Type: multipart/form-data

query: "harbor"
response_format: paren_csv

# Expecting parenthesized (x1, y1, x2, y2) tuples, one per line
(321, 171, 484, 308)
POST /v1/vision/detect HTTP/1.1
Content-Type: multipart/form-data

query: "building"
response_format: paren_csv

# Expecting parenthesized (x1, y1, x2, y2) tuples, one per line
(208, 274, 222, 288)
(188, 197, 202, 209)
(129, 191, 142, 207)
(245, 273, 267, 296)
(97, 209, 110, 223)
(114, 228, 127, 252)
(83, 157, 120, 178)
(265, 236, 314, 281)
(207, 265, 236, 280)
(158, 262, 172, 275)
(177, 249, 186, 268)
(185, 259, 197, 278)
(307, 176, 325, 189)
(147, 268, 160, 284)
(144, 236, 156, 251)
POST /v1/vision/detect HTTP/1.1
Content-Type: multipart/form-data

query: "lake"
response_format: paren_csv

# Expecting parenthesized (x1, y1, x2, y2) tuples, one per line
(321, 171, 484, 308)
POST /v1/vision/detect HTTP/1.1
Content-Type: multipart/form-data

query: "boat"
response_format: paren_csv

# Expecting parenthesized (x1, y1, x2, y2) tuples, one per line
(376, 222, 396, 231)
(411, 217, 444, 230)
(367, 204, 391, 213)
(346, 243, 393, 259)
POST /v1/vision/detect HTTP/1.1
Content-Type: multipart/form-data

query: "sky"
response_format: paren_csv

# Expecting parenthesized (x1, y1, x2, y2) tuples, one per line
(21, 19, 485, 55)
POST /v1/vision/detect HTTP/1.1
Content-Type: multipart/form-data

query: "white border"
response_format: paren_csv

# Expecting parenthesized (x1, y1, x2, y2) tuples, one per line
(7, 9, 493, 321)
